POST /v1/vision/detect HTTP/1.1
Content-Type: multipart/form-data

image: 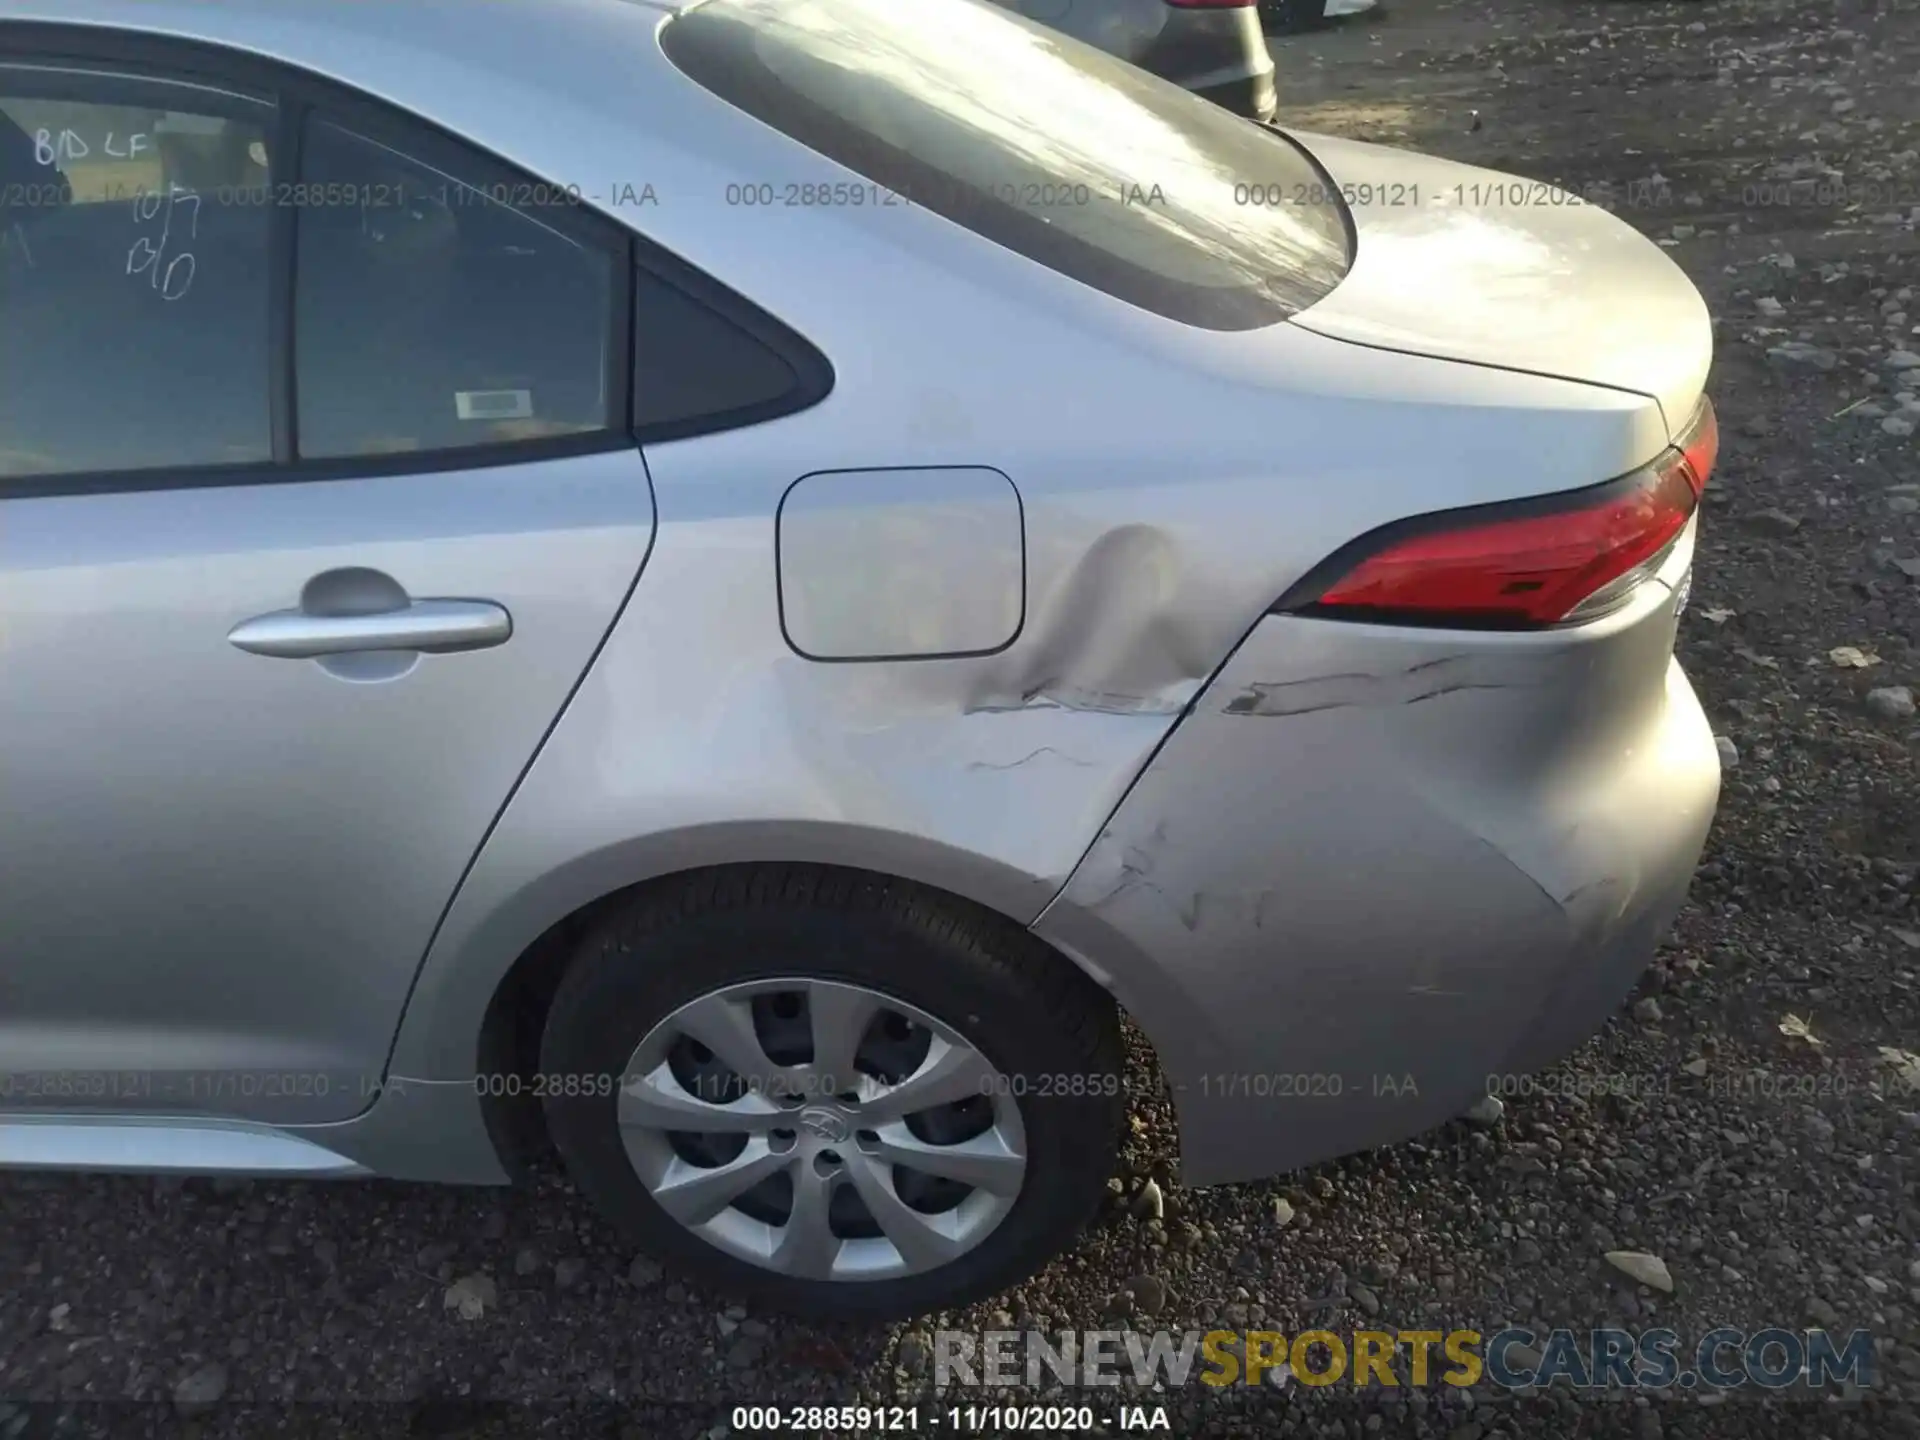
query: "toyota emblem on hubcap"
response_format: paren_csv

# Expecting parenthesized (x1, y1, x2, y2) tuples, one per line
(797, 1106, 851, 1144)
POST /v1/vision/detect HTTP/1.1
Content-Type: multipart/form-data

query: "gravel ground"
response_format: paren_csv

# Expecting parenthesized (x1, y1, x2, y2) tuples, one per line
(5, 2, 1920, 1437)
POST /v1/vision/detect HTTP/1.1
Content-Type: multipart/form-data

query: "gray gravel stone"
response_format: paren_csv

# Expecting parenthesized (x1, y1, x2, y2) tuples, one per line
(1464, 1094, 1505, 1127)
(1866, 686, 1916, 720)
(171, 1362, 228, 1412)
(1768, 342, 1839, 370)
(897, 1332, 930, 1376)
(1127, 1273, 1170, 1316)
(1743, 509, 1804, 536)
(443, 1273, 496, 1321)
(1606, 1252, 1675, 1292)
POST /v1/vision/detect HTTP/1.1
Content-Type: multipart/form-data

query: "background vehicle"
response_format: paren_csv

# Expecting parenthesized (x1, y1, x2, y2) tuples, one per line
(0, 0, 1717, 1321)
(988, 0, 1276, 120)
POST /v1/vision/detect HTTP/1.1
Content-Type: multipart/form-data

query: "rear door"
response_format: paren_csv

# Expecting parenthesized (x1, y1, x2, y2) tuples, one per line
(0, 33, 652, 1124)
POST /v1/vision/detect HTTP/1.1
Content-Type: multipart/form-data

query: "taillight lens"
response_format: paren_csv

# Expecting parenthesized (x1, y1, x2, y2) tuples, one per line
(1290, 397, 1716, 630)
(1678, 395, 1718, 493)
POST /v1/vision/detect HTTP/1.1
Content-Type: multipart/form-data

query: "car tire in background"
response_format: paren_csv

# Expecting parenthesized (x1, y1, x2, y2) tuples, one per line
(540, 864, 1125, 1320)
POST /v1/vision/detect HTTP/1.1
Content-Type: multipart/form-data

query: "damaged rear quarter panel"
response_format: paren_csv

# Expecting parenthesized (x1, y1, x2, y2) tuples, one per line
(380, 207, 1673, 1081)
(1033, 543, 1717, 1186)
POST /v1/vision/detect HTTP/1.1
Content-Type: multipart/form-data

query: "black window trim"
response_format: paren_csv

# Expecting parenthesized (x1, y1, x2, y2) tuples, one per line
(0, 21, 642, 500)
(626, 231, 836, 446)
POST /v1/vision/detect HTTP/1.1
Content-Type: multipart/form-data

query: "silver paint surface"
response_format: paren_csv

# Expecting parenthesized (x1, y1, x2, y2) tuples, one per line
(1034, 529, 1719, 1184)
(1284, 130, 1716, 435)
(0, 0, 1719, 1193)
(2, 456, 655, 1125)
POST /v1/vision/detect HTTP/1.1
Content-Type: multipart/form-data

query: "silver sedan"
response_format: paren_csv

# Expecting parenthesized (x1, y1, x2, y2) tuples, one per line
(0, 0, 1720, 1319)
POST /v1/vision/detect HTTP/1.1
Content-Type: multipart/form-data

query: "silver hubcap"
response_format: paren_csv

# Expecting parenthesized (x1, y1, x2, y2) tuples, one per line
(618, 978, 1027, 1282)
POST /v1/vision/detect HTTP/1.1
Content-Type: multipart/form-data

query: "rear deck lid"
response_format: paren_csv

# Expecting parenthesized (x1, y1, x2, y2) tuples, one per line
(1280, 129, 1712, 435)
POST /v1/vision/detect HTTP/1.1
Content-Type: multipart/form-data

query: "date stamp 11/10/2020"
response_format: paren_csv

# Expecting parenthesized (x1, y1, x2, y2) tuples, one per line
(0, 1056, 1881, 1109)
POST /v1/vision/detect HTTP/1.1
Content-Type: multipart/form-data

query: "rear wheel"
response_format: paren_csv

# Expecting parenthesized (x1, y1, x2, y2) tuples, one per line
(539, 865, 1124, 1320)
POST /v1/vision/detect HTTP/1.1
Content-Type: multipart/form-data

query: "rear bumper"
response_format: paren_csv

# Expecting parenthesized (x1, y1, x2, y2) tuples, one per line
(1033, 556, 1718, 1187)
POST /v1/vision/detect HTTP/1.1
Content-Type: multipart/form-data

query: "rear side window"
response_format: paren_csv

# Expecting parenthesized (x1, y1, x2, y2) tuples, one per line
(293, 116, 618, 459)
(660, 0, 1350, 330)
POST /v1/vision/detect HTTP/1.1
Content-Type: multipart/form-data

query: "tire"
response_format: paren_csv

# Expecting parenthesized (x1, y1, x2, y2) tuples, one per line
(540, 864, 1124, 1321)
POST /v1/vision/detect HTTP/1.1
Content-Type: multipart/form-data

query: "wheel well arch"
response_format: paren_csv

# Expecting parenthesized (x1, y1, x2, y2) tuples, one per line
(471, 859, 1140, 1179)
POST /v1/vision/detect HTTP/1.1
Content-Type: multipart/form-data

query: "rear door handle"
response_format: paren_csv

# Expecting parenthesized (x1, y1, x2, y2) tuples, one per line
(227, 599, 513, 659)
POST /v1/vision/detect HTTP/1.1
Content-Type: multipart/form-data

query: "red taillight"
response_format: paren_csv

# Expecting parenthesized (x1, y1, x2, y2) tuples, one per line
(1295, 398, 1716, 629)
(1678, 397, 1717, 499)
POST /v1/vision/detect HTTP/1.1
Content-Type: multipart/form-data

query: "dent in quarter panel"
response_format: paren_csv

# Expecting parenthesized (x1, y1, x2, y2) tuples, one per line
(382, 345, 1684, 1087)
(368, 116, 1688, 1092)
(1035, 572, 1717, 1188)
(961, 524, 1219, 717)
(382, 443, 1205, 1080)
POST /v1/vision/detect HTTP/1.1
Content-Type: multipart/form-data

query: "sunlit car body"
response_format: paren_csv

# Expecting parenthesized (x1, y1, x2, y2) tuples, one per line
(0, 0, 1719, 1319)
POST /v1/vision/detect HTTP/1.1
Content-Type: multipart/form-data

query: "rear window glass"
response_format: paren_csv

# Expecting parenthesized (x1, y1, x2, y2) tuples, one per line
(660, 0, 1351, 330)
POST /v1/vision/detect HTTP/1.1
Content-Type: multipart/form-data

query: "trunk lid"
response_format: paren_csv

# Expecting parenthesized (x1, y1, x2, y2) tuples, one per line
(1282, 129, 1712, 438)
